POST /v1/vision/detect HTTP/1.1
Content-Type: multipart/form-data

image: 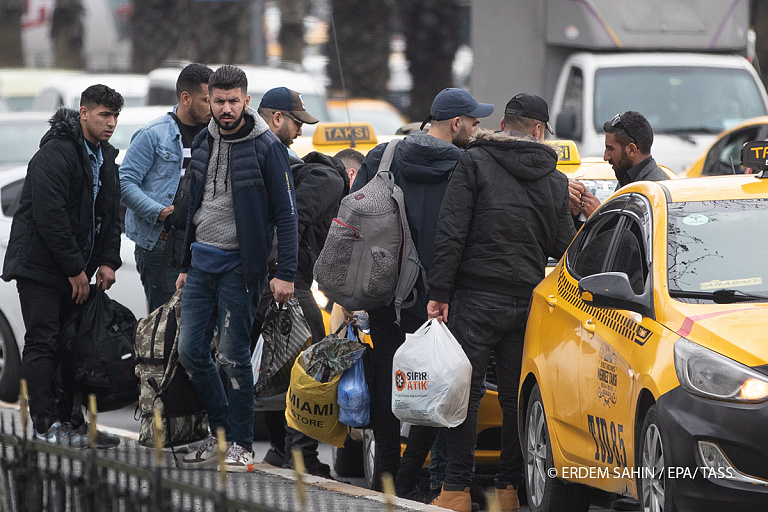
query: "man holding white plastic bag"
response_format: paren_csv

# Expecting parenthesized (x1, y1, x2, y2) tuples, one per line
(427, 94, 576, 512)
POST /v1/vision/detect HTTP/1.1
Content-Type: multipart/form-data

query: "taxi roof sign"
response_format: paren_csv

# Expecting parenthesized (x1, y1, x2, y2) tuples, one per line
(313, 122, 378, 146)
(741, 141, 768, 176)
(548, 140, 581, 165)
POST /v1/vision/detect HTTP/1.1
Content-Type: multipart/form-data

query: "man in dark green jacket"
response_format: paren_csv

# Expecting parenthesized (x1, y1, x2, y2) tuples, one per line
(2, 85, 124, 447)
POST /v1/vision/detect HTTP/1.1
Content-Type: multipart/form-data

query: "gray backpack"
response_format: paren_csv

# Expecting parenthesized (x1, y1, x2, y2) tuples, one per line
(314, 139, 425, 322)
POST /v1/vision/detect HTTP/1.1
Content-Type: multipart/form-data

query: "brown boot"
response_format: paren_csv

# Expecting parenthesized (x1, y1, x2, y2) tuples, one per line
(495, 484, 520, 511)
(430, 486, 472, 512)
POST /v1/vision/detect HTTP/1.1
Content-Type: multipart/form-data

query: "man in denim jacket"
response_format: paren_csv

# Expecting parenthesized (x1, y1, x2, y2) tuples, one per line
(120, 63, 213, 312)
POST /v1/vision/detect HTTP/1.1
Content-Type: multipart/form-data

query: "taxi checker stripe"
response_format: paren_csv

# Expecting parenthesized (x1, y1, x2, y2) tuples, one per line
(677, 308, 760, 337)
(557, 269, 639, 342)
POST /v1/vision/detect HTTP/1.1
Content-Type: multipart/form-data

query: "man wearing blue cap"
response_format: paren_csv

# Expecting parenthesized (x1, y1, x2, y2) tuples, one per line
(427, 93, 576, 511)
(348, 87, 494, 492)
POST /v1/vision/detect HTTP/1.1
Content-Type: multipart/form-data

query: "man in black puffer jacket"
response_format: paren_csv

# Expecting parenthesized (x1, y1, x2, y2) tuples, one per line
(350, 88, 494, 492)
(428, 93, 576, 512)
(2, 85, 124, 447)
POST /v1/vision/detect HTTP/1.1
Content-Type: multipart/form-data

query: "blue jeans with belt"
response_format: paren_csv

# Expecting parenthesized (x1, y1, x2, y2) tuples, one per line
(443, 288, 529, 491)
(178, 266, 258, 449)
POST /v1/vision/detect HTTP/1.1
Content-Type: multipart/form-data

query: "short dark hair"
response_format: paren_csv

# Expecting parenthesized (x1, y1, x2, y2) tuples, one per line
(335, 148, 364, 169)
(603, 110, 653, 154)
(80, 84, 124, 112)
(503, 113, 541, 134)
(176, 63, 213, 99)
(208, 65, 248, 94)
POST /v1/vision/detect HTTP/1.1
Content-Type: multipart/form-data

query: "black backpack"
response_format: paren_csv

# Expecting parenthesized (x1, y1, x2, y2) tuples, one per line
(58, 286, 140, 413)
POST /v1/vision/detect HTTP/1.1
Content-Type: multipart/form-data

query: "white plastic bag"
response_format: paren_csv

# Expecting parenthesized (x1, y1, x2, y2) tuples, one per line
(391, 319, 471, 427)
(251, 334, 264, 383)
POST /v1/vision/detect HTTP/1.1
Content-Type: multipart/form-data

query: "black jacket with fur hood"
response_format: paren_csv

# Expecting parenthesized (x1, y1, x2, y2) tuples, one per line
(2, 108, 122, 292)
(429, 129, 576, 302)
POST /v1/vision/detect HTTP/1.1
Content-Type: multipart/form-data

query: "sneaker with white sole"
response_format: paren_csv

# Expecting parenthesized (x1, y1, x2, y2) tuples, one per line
(220, 442, 254, 473)
(34, 421, 89, 449)
(181, 434, 223, 469)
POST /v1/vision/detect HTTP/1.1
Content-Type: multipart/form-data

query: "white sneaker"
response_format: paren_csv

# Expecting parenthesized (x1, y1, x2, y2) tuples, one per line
(220, 442, 254, 473)
(181, 435, 223, 469)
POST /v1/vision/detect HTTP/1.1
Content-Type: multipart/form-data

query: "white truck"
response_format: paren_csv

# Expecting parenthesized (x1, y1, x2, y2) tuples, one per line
(470, 0, 768, 173)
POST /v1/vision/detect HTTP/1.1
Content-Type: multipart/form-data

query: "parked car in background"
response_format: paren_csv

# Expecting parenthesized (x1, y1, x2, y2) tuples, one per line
(684, 116, 768, 177)
(32, 74, 150, 111)
(0, 68, 85, 112)
(519, 143, 768, 511)
(326, 98, 408, 136)
(0, 112, 52, 171)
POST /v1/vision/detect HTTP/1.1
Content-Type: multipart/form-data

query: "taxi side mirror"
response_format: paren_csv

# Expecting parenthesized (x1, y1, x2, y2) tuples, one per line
(578, 272, 652, 317)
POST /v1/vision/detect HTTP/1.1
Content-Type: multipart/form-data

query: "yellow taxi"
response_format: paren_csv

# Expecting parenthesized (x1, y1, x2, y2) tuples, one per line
(519, 141, 768, 512)
(684, 116, 768, 177)
(290, 121, 403, 159)
(326, 98, 408, 136)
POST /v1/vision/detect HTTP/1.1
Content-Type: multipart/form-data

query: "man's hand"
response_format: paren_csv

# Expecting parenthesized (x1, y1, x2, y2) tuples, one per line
(158, 205, 174, 222)
(95, 265, 116, 290)
(270, 278, 294, 305)
(176, 272, 187, 290)
(579, 188, 600, 218)
(427, 300, 449, 323)
(68, 271, 90, 304)
(568, 180, 587, 217)
(341, 307, 357, 324)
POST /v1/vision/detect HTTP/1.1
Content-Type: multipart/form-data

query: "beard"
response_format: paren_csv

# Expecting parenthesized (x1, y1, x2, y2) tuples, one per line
(276, 123, 294, 147)
(213, 108, 245, 131)
(453, 124, 472, 149)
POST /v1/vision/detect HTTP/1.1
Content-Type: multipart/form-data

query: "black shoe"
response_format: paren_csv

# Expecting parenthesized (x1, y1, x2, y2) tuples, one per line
(262, 447, 286, 467)
(68, 422, 121, 448)
(469, 479, 486, 512)
(398, 488, 428, 504)
(304, 460, 333, 479)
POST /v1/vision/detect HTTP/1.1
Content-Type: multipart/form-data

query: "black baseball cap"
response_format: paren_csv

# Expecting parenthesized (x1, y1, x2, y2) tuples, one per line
(259, 87, 319, 124)
(420, 88, 494, 130)
(505, 93, 554, 134)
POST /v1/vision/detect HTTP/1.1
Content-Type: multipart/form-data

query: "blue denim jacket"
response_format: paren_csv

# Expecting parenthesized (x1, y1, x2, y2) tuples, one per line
(119, 106, 182, 250)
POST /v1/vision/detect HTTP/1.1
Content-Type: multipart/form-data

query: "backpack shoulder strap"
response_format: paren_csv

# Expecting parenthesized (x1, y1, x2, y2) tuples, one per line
(374, 139, 402, 188)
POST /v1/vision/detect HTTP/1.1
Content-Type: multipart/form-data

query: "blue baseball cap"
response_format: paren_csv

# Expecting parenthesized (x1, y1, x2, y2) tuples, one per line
(421, 88, 494, 130)
(259, 87, 319, 124)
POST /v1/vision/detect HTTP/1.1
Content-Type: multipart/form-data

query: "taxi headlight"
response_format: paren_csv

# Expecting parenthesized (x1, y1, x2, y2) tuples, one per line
(674, 338, 768, 402)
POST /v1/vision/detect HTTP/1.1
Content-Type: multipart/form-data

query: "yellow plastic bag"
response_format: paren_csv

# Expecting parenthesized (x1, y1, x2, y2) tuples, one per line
(285, 358, 348, 447)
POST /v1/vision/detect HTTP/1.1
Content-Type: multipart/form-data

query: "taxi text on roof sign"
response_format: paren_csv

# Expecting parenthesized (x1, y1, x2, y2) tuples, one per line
(741, 141, 768, 172)
(549, 139, 581, 165)
(314, 122, 377, 146)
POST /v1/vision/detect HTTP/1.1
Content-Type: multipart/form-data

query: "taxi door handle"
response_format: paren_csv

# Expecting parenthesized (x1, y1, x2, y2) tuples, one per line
(545, 295, 558, 307)
(583, 319, 596, 334)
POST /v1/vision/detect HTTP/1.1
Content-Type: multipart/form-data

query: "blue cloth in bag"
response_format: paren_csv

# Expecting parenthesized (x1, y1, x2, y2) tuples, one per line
(337, 326, 370, 427)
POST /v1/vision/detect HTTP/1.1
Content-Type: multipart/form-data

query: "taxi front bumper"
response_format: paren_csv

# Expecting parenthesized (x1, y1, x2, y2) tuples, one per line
(656, 386, 768, 512)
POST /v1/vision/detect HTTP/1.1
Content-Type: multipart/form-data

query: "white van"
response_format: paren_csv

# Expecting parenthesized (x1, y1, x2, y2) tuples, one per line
(33, 73, 149, 111)
(147, 64, 329, 135)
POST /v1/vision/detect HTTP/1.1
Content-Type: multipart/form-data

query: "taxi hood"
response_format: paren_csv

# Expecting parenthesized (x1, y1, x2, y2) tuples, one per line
(672, 306, 768, 367)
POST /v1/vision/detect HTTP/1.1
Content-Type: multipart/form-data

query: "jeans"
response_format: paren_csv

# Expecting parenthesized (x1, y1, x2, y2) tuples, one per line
(178, 266, 257, 448)
(368, 305, 425, 485)
(135, 237, 182, 313)
(253, 284, 326, 463)
(430, 428, 448, 489)
(443, 289, 528, 491)
(16, 279, 76, 434)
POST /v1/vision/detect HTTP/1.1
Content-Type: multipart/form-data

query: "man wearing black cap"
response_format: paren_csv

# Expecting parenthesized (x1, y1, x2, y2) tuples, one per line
(427, 93, 575, 512)
(257, 87, 319, 152)
(348, 87, 493, 491)
(254, 87, 348, 478)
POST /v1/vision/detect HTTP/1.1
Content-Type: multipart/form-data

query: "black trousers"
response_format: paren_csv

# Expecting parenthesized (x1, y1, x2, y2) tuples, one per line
(17, 278, 76, 434)
(368, 304, 425, 486)
(442, 289, 528, 491)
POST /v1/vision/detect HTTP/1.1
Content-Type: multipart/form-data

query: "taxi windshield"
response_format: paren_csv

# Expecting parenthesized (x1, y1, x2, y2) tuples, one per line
(667, 199, 768, 302)
(595, 67, 768, 134)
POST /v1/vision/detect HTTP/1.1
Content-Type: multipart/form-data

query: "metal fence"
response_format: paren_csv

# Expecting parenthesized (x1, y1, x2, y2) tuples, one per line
(0, 411, 408, 512)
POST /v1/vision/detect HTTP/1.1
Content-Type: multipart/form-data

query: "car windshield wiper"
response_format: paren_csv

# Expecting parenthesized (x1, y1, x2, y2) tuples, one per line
(669, 288, 768, 303)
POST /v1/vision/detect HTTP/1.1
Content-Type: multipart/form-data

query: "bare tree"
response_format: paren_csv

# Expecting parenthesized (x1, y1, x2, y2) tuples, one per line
(278, 0, 306, 64)
(394, 0, 463, 121)
(52, 0, 85, 69)
(325, 0, 391, 99)
(131, 0, 250, 73)
(0, 0, 24, 66)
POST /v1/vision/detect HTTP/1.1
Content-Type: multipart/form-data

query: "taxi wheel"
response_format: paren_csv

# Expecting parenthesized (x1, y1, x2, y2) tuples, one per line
(362, 428, 380, 489)
(638, 406, 677, 512)
(524, 384, 590, 512)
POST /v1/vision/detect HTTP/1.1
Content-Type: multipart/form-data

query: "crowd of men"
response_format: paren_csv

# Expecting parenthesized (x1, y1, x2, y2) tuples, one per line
(0, 61, 668, 512)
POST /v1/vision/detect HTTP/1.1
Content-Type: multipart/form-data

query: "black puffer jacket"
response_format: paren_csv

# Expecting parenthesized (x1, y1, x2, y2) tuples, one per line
(291, 151, 349, 289)
(429, 129, 576, 302)
(2, 108, 122, 293)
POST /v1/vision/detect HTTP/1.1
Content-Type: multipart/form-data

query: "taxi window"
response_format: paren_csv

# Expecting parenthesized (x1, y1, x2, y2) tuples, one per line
(668, 199, 768, 301)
